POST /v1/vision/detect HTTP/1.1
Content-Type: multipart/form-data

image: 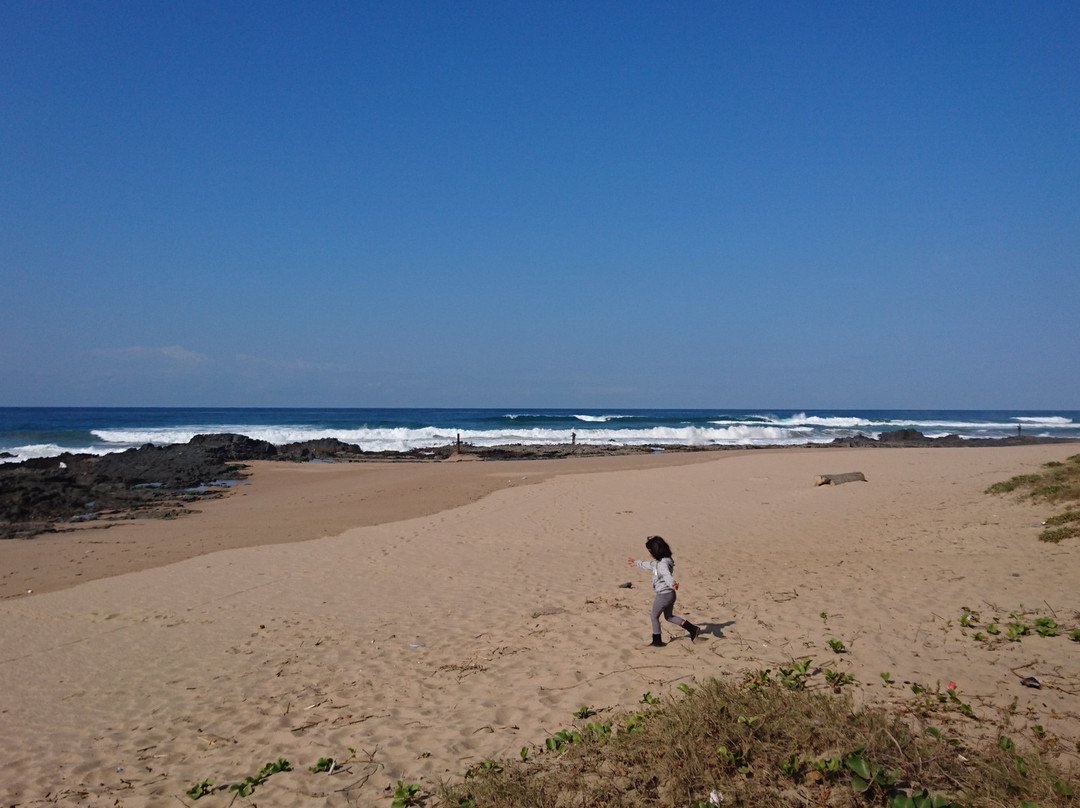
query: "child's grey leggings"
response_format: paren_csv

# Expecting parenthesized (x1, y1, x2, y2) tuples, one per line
(651, 591, 685, 634)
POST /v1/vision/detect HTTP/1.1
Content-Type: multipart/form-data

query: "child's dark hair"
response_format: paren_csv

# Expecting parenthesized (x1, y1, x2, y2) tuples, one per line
(645, 535, 672, 561)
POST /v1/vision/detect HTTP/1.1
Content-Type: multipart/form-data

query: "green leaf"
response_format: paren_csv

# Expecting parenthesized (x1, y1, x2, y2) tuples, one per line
(310, 757, 335, 773)
(185, 778, 215, 800)
(844, 753, 872, 780)
(850, 774, 871, 793)
(230, 780, 255, 797)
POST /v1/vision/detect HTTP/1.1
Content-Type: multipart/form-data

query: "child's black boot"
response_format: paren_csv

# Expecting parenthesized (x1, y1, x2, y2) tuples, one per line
(649, 633, 665, 647)
(683, 620, 700, 642)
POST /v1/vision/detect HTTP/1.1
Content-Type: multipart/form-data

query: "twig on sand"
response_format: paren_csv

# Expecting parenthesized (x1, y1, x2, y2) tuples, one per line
(342, 712, 388, 726)
(336, 763, 381, 795)
(336, 747, 381, 795)
(1009, 662, 1038, 679)
(291, 719, 326, 733)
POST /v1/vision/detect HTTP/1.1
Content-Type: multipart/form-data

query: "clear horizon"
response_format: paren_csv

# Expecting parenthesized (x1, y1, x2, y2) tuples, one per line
(3, 3, 1078, 410)
(2, 405, 1079, 414)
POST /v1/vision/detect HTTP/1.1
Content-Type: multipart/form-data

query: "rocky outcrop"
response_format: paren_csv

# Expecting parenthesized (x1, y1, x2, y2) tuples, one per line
(0, 434, 367, 536)
(831, 429, 1066, 448)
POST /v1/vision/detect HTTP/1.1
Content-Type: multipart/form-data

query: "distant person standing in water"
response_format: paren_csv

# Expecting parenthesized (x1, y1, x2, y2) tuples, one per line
(628, 535, 700, 647)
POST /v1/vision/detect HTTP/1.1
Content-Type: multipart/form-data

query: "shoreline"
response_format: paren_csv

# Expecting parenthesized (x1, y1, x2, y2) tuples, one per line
(4, 438, 1074, 600)
(2, 430, 1072, 538)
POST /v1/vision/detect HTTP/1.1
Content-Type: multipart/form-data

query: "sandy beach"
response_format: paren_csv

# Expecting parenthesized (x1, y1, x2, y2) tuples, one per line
(1, 444, 1077, 806)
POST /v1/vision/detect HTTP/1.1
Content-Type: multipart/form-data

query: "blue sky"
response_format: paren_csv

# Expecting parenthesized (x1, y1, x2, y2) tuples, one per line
(3, 2, 1078, 409)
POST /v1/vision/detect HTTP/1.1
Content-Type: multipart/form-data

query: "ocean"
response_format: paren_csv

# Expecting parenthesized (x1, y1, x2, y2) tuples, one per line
(1, 408, 1077, 464)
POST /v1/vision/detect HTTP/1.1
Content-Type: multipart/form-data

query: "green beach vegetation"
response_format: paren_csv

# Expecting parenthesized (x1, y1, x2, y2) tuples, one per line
(179, 667, 1076, 806)
(440, 673, 1076, 808)
(986, 454, 1080, 543)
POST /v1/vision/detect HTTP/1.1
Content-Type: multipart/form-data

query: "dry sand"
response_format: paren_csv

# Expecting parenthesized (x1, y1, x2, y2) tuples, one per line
(1, 445, 1077, 806)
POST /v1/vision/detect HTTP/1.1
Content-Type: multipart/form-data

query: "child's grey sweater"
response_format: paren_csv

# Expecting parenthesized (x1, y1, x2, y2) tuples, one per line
(634, 557, 676, 594)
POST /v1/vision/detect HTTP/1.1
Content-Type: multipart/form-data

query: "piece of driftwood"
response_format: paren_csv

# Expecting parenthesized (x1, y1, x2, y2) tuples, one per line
(814, 471, 867, 486)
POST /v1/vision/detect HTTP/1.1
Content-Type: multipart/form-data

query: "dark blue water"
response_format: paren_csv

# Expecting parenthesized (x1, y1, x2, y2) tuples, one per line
(1, 407, 1077, 463)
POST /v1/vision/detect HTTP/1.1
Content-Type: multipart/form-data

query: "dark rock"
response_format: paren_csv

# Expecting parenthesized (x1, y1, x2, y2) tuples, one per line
(830, 433, 879, 447)
(877, 429, 928, 443)
(0, 436, 261, 535)
(0, 433, 384, 535)
(276, 438, 364, 462)
(830, 429, 1071, 449)
(188, 433, 279, 460)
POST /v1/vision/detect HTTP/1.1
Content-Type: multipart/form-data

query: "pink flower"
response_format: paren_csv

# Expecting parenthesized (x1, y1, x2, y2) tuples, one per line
(948, 681, 957, 690)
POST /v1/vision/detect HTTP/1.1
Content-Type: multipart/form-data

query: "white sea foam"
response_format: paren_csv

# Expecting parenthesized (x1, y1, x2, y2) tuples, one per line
(93, 428, 209, 446)
(902, 419, 1023, 430)
(713, 412, 1056, 432)
(774, 413, 980, 430)
(778, 413, 878, 428)
(708, 415, 867, 430)
(83, 423, 832, 453)
(0, 443, 117, 464)
(465, 424, 824, 448)
(6, 410, 1070, 463)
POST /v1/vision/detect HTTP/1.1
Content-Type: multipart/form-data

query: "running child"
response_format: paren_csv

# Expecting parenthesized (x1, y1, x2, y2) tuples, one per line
(628, 535, 700, 647)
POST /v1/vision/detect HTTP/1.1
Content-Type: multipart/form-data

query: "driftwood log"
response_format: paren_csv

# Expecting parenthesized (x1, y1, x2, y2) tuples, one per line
(814, 471, 867, 486)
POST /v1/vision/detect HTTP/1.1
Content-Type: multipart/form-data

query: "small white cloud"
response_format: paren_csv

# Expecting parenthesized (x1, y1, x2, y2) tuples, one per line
(158, 345, 208, 362)
(96, 345, 210, 364)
